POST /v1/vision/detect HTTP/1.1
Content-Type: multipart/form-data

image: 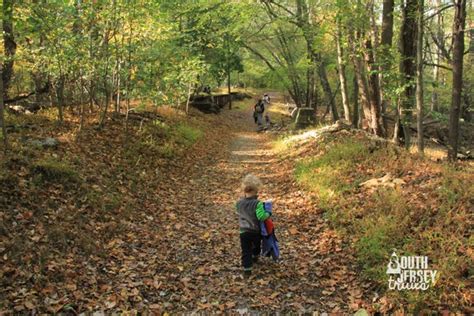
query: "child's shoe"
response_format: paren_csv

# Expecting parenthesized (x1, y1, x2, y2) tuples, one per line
(243, 269, 252, 278)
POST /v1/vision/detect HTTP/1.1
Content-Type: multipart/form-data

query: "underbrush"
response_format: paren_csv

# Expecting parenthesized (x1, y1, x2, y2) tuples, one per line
(0, 108, 206, 311)
(31, 158, 79, 186)
(130, 120, 202, 158)
(281, 129, 472, 312)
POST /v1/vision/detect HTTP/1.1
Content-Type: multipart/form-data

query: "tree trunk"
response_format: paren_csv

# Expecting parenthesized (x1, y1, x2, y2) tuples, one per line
(431, 0, 442, 112)
(99, 30, 111, 129)
(99, 81, 111, 128)
(349, 31, 371, 130)
(352, 72, 360, 127)
(448, 0, 467, 160)
(227, 66, 232, 109)
(79, 82, 85, 131)
(431, 52, 440, 112)
(316, 54, 339, 121)
(306, 42, 316, 108)
(393, 101, 402, 144)
(114, 61, 121, 113)
(380, 0, 394, 52)
(2, 0, 16, 99)
(365, 38, 384, 136)
(352, 56, 372, 130)
(336, 23, 351, 122)
(185, 83, 192, 115)
(416, 0, 424, 153)
(398, 0, 418, 149)
(296, 0, 324, 111)
(125, 5, 135, 140)
(0, 65, 8, 151)
(380, 0, 394, 132)
(56, 76, 65, 123)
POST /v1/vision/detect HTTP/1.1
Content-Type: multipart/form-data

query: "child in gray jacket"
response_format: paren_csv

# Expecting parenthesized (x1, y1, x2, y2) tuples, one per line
(236, 174, 270, 276)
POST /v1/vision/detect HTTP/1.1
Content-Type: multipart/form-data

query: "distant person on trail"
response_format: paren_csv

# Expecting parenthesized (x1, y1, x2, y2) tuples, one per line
(263, 93, 271, 106)
(253, 99, 265, 130)
(262, 94, 271, 129)
(236, 174, 270, 277)
(265, 114, 271, 129)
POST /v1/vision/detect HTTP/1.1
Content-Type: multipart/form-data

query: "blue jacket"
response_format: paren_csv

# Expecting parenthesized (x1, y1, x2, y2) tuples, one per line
(260, 217, 280, 261)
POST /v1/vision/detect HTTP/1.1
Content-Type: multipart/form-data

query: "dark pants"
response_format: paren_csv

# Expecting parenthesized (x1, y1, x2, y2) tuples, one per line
(240, 231, 261, 269)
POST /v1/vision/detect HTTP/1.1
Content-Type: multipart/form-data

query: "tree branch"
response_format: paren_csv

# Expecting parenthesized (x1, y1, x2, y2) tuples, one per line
(424, 3, 455, 21)
(242, 43, 277, 72)
(423, 62, 452, 70)
(262, 0, 296, 18)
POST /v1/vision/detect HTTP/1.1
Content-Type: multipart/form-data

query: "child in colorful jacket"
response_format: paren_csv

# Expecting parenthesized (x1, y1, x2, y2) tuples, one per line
(236, 174, 270, 277)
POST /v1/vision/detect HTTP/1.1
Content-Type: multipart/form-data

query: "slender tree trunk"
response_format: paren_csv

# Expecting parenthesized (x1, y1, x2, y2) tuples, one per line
(416, 0, 424, 153)
(113, 0, 121, 114)
(78, 69, 86, 131)
(316, 54, 339, 121)
(33, 25, 47, 108)
(125, 6, 135, 140)
(380, 0, 394, 132)
(349, 32, 371, 130)
(99, 30, 111, 129)
(306, 42, 316, 108)
(462, 23, 473, 122)
(114, 61, 121, 113)
(0, 65, 8, 151)
(2, 0, 16, 99)
(79, 83, 85, 131)
(185, 83, 192, 115)
(296, 0, 311, 108)
(431, 0, 442, 112)
(352, 72, 360, 127)
(227, 66, 232, 109)
(56, 76, 65, 123)
(431, 53, 440, 111)
(89, 3, 97, 114)
(398, 0, 418, 149)
(393, 100, 403, 144)
(296, 0, 324, 111)
(336, 23, 351, 122)
(365, 38, 384, 136)
(353, 56, 372, 130)
(276, 29, 304, 107)
(448, 0, 467, 160)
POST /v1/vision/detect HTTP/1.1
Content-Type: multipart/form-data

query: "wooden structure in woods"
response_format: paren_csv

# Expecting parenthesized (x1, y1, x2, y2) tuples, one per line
(190, 92, 251, 114)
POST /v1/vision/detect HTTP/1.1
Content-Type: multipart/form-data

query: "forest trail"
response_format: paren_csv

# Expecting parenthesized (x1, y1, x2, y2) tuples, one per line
(0, 95, 372, 313)
(144, 101, 371, 313)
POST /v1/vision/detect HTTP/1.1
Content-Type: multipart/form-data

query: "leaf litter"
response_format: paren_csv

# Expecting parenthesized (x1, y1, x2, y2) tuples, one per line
(0, 105, 376, 314)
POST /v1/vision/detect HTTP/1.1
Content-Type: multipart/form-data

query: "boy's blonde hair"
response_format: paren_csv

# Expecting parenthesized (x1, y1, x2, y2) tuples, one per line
(242, 174, 262, 194)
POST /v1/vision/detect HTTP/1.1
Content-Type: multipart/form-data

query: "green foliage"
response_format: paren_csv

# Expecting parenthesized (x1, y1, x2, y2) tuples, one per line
(9, 0, 255, 114)
(129, 120, 202, 159)
(173, 123, 203, 146)
(158, 143, 176, 158)
(354, 189, 407, 280)
(31, 158, 79, 185)
(295, 140, 369, 206)
(280, 129, 471, 309)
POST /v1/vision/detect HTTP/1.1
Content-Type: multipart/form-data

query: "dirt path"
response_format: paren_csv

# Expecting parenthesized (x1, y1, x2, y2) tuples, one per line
(142, 104, 371, 313)
(0, 100, 371, 313)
